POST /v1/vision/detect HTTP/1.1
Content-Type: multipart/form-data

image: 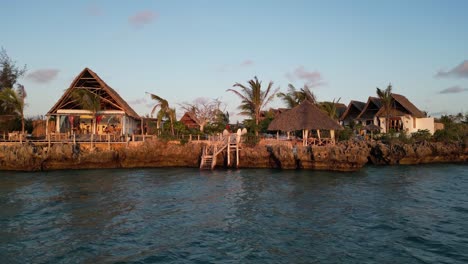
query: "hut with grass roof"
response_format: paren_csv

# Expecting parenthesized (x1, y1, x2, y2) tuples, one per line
(46, 68, 141, 137)
(268, 100, 343, 146)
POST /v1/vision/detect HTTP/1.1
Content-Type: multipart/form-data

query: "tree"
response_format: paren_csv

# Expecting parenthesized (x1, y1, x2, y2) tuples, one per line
(70, 88, 101, 147)
(376, 83, 394, 133)
(146, 92, 175, 135)
(0, 85, 27, 134)
(277, 84, 316, 108)
(180, 97, 225, 132)
(227, 76, 279, 136)
(0, 48, 27, 91)
(319, 98, 341, 120)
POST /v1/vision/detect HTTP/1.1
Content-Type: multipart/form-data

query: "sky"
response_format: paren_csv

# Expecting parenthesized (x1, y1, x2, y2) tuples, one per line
(1, 0, 467, 121)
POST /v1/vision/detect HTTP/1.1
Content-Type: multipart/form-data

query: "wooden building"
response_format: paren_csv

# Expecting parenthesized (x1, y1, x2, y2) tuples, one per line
(46, 68, 141, 136)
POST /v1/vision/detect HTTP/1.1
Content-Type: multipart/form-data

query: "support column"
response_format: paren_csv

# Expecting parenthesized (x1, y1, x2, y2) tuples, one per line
(46, 116, 49, 136)
(122, 115, 126, 135)
(56, 115, 60, 133)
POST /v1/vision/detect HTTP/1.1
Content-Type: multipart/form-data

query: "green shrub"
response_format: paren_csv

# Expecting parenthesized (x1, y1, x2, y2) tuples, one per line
(242, 134, 260, 147)
(337, 127, 353, 141)
(411, 129, 431, 142)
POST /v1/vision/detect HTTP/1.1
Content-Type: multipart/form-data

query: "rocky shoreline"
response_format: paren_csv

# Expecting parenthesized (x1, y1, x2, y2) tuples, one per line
(0, 140, 467, 172)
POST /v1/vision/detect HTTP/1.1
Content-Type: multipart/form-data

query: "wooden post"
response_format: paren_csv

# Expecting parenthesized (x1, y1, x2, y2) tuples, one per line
(197, 135, 200, 141)
(330, 130, 335, 144)
(56, 115, 60, 133)
(189, 134, 192, 141)
(46, 116, 49, 136)
(107, 134, 110, 150)
(227, 141, 230, 166)
(48, 134, 51, 149)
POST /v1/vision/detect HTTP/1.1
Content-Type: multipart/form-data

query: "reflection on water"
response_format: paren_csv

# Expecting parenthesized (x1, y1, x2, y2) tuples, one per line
(1, 165, 467, 263)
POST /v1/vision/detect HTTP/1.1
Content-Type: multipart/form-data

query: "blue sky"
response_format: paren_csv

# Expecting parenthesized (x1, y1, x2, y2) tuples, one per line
(1, 0, 467, 121)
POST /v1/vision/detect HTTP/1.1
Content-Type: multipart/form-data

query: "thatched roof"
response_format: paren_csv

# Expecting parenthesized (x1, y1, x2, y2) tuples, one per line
(268, 100, 343, 131)
(375, 93, 425, 118)
(179, 112, 200, 129)
(47, 68, 140, 120)
(356, 97, 382, 120)
(340, 100, 366, 121)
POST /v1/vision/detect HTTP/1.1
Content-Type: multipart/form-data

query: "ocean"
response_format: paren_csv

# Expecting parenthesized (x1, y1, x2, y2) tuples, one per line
(1, 164, 467, 263)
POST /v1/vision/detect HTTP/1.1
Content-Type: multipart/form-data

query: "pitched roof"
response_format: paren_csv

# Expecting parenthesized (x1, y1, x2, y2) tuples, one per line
(47, 68, 140, 119)
(375, 93, 425, 118)
(268, 100, 343, 131)
(179, 111, 200, 128)
(356, 97, 382, 120)
(340, 100, 366, 121)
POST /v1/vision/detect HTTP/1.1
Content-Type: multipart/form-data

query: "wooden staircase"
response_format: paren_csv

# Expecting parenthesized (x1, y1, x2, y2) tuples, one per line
(200, 134, 241, 170)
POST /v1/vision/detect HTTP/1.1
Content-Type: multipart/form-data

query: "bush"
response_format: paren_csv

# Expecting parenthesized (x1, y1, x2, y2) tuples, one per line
(337, 127, 353, 141)
(411, 129, 431, 142)
(242, 134, 260, 147)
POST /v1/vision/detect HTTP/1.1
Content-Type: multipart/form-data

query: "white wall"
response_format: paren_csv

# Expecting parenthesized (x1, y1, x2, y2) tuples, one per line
(415, 117, 435, 134)
(379, 116, 434, 134)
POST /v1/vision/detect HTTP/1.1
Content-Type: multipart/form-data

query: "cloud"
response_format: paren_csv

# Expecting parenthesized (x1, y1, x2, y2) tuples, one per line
(128, 98, 148, 105)
(240, 60, 254, 67)
(435, 60, 468, 78)
(438, 85, 468, 94)
(286, 66, 325, 87)
(26, 69, 59, 83)
(129, 11, 158, 29)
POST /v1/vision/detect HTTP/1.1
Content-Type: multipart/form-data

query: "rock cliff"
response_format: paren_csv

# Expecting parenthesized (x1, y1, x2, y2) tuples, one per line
(0, 139, 466, 172)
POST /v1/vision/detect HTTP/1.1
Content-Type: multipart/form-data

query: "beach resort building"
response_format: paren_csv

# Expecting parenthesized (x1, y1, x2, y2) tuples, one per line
(376, 94, 434, 134)
(340, 100, 366, 126)
(341, 93, 435, 134)
(46, 68, 141, 136)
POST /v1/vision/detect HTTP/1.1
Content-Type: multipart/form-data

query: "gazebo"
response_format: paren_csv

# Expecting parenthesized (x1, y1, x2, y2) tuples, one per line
(268, 100, 343, 146)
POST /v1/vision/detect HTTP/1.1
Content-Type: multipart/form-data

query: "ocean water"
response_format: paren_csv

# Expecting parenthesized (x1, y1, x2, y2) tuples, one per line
(0, 164, 467, 263)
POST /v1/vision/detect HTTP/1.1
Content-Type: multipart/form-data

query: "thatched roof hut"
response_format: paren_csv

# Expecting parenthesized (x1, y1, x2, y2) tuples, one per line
(180, 112, 200, 130)
(268, 100, 343, 131)
(46, 68, 141, 135)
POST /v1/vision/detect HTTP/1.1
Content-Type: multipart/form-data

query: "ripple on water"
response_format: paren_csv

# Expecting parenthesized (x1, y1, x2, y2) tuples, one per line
(0, 165, 467, 263)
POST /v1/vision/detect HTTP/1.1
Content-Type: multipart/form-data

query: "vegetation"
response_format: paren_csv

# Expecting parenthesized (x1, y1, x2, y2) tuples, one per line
(0, 86, 27, 134)
(433, 114, 468, 142)
(227, 76, 279, 136)
(180, 97, 225, 132)
(0, 48, 27, 92)
(70, 88, 101, 147)
(276, 84, 316, 108)
(147, 92, 176, 136)
(376, 83, 394, 133)
(319, 98, 341, 120)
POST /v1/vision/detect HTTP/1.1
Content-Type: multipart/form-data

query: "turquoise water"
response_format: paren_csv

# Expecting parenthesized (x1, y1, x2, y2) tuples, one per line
(1, 165, 467, 263)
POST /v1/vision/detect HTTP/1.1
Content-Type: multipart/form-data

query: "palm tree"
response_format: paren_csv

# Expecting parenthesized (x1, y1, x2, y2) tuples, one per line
(376, 83, 393, 133)
(70, 88, 101, 146)
(227, 76, 279, 136)
(319, 97, 341, 120)
(146, 92, 175, 135)
(277, 84, 316, 108)
(0, 85, 26, 135)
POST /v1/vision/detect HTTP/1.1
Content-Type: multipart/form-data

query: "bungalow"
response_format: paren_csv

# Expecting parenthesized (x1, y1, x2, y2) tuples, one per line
(46, 68, 141, 136)
(376, 93, 434, 134)
(340, 100, 366, 126)
(355, 97, 383, 127)
(180, 112, 200, 130)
